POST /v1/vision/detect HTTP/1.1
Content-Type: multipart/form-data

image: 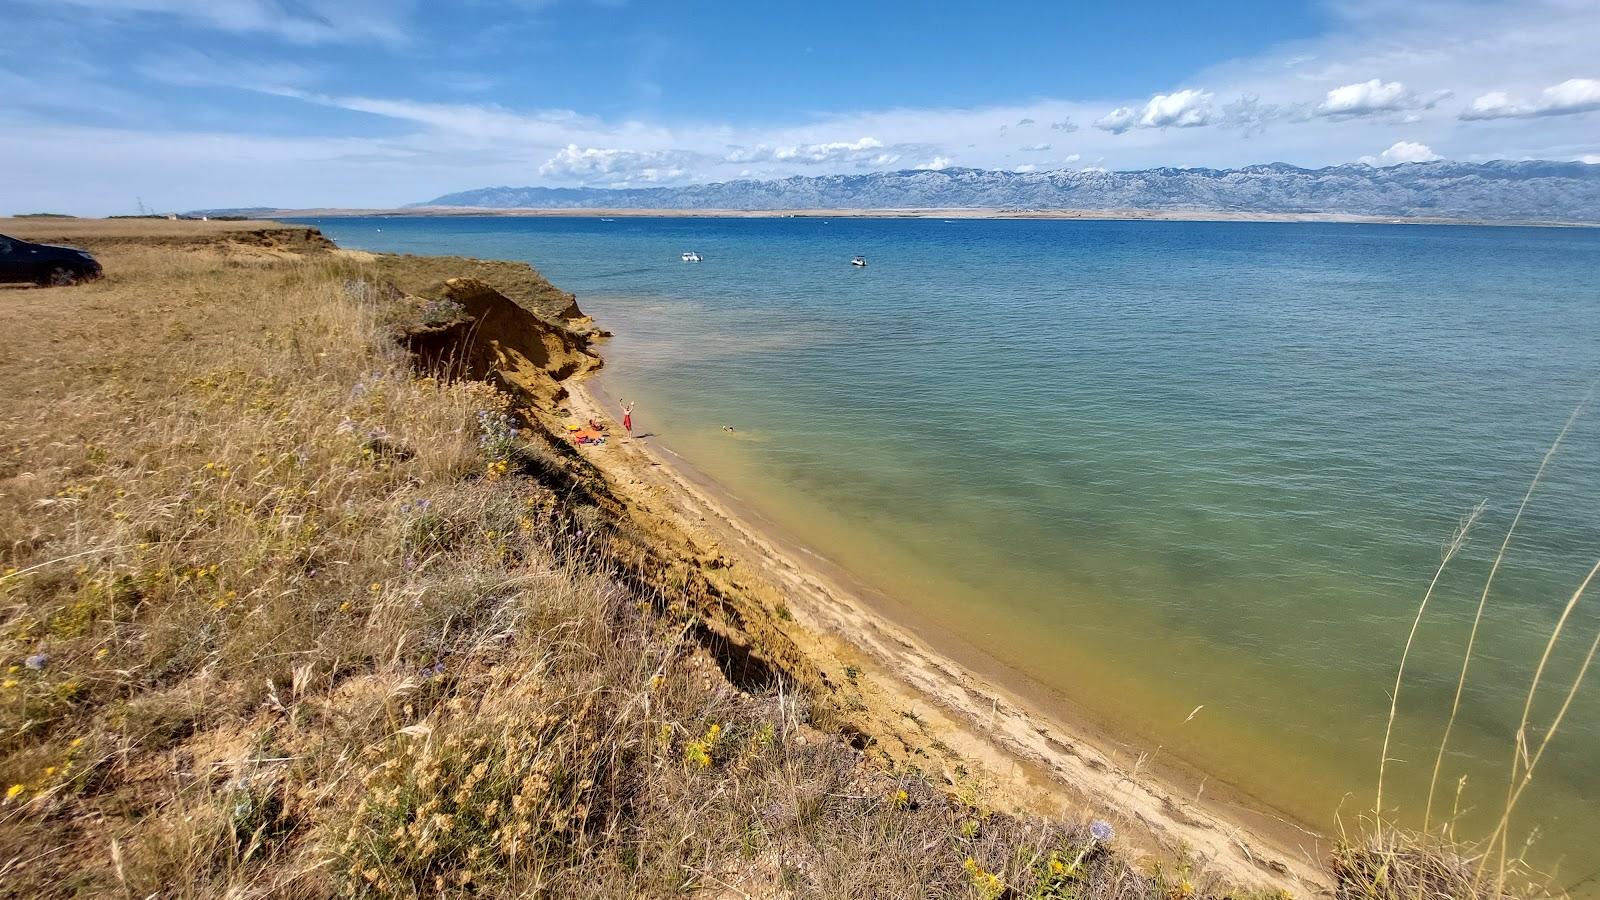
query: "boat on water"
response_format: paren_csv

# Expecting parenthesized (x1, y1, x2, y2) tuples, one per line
(681, 251, 702, 262)
(851, 255, 868, 267)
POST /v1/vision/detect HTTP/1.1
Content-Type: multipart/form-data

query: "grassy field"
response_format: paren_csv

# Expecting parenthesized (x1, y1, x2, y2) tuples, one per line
(0, 221, 1549, 898)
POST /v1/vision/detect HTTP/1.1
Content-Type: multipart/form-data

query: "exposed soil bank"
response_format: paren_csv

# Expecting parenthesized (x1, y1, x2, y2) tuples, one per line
(374, 237, 1330, 894)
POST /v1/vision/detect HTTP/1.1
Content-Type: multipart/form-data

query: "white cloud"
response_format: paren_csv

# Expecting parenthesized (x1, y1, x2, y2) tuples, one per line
(1140, 89, 1216, 128)
(727, 136, 897, 166)
(32, 0, 409, 45)
(1460, 78, 1600, 120)
(1063, 153, 1082, 163)
(1017, 117, 1035, 126)
(1462, 91, 1517, 119)
(1318, 79, 1412, 116)
(1013, 164, 1037, 173)
(539, 145, 698, 184)
(1050, 118, 1078, 132)
(1094, 106, 1140, 134)
(1096, 89, 1216, 133)
(1359, 140, 1441, 166)
(1021, 143, 1051, 152)
(913, 156, 954, 170)
(776, 137, 888, 163)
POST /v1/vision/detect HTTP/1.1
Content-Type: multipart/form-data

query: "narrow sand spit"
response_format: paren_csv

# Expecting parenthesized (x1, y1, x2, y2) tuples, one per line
(553, 375, 1331, 894)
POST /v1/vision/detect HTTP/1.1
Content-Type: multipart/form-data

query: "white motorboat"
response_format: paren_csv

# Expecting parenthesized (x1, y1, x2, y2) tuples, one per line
(851, 255, 868, 267)
(681, 251, 702, 262)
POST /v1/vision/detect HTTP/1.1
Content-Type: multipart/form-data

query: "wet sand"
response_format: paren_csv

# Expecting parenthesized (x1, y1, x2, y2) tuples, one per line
(555, 373, 1332, 893)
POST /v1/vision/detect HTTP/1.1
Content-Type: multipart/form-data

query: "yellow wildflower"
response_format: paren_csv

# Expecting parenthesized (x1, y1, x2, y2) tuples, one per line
(5, 784, 23, 801)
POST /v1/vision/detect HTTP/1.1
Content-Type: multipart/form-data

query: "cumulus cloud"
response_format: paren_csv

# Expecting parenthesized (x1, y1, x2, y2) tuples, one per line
(727, 136, 898, 166)
(1049, 118, 1079, 132)
(1140, 89, 1216, 128)
(1460, 78, 1600, 120)
(1359, 140, 1441, 166)
(1096, 89, 1216, 133)
(539, 145, 696, 184)
(1021, 143, 1051, 152)
(1017, 117, 1035, 126)
(1318, 79, 1413, 116)
(913, 156, 954, 170)
(1094, 107, 1139, 134)
(1013, 164, 1037, 172)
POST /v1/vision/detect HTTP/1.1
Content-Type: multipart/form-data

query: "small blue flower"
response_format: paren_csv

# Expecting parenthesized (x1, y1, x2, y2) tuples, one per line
(1089, 820, 1114, 842)
(24, 653, 49, 671)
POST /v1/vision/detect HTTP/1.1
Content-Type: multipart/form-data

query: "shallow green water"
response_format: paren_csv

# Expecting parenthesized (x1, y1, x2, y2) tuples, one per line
(304, 215, 1600, 884)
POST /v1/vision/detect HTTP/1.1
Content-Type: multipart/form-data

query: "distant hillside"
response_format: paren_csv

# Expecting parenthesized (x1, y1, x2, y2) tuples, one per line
(416, 160, 1600, 222)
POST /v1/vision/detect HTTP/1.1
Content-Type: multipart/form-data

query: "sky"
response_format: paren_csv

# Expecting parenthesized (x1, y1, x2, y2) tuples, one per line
(1, 0, 1597, 214)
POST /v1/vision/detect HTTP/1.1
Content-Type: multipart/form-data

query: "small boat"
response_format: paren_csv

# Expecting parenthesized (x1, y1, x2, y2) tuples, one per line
(601, 217, 616, 222)
(851, 256, 868, 267)
(681, 251, 702, 262)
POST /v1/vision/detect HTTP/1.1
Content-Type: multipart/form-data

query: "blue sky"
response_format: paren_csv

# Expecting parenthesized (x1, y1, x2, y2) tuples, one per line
(2, 0, 1597, 214)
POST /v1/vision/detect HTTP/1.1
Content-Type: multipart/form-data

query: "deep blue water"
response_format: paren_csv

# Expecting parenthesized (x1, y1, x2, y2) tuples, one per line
(298, 214, 1600, 878)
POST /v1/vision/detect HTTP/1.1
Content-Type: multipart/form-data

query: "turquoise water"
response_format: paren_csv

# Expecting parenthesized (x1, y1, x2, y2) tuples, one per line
(302, 215, 1600, 882)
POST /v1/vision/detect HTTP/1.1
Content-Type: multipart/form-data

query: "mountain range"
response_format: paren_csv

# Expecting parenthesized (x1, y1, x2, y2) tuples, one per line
(414, 161, 1600, 222)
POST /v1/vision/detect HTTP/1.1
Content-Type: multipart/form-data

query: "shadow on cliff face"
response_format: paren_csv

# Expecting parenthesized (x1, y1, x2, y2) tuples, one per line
(384, 269, 813, 707)
(399, 276, 600, 407)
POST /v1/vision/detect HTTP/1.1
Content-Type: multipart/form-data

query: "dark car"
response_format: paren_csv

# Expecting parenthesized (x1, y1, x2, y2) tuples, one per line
(0, 233, 103, 286)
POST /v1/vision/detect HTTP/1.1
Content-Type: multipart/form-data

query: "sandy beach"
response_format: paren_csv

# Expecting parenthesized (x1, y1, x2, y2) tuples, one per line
(550, 372, 1330, 893)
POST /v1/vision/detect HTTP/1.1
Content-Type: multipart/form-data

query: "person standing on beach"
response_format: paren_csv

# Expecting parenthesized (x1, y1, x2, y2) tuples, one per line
(622, 402, 634, 437)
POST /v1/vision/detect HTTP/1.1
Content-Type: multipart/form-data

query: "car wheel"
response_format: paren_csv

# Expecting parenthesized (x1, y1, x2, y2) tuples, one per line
(46, 266, 79, 287)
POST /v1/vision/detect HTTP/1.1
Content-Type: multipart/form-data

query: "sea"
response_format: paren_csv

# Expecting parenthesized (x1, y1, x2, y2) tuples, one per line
(296, 214, 1600, 884)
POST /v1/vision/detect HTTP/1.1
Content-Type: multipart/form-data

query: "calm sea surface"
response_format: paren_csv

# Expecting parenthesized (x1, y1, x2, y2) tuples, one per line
(299, 215, 1600, 880)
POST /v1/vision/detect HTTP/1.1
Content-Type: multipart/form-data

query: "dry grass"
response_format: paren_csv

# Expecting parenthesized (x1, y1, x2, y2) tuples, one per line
(1343, 397, 1597, 900)
(0, 235, 1290, 898)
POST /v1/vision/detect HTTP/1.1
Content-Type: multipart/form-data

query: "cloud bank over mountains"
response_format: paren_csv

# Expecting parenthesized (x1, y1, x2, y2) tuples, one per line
(408, 160, 1600, 223)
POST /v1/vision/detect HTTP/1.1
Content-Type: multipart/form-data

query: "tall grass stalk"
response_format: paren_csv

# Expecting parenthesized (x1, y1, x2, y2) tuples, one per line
(1375, 501, 1485, 825)
(1484, 556, 1600, 894)
(1423, 397, 1589, 830)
